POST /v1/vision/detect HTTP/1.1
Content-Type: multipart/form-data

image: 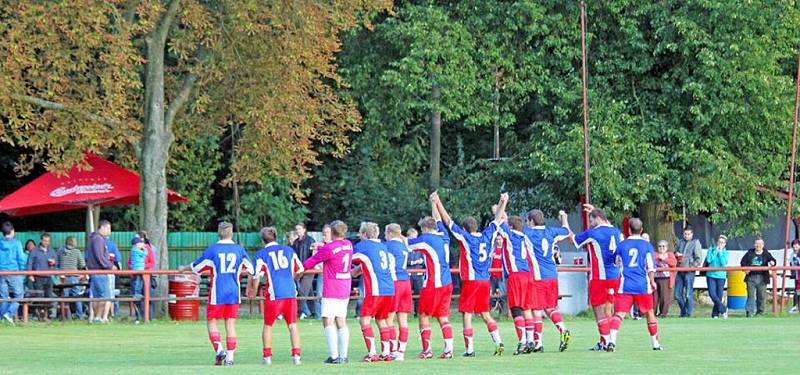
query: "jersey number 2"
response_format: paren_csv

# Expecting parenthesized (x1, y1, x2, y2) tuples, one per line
(218, 253, 237, 274)
(628, 248, 638, 267)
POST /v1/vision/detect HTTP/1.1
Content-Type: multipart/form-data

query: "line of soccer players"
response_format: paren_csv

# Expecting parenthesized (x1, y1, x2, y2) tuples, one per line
(183, 194, 662, 366)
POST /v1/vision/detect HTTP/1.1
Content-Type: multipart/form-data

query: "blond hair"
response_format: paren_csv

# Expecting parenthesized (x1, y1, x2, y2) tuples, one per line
(385, 223, 402, 238)
(359, 222, 380, 239)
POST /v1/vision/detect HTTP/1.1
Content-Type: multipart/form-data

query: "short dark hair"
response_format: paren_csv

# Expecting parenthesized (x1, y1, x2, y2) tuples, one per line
(629, 218, 643, 235)
(683, 226, 693, 233)
(418, 216, 437, 232)
(588, 209, 607, 222)
(40, 232, 51, 240)
(461, 217, 478, 233)
(98, 219, 111, 228)
(2, 221, 14, 236)
(260, 227, 277, 244)
(508, 216, 524, 231)
(792, 239, 800, 246)
(527, 209, 545, 226)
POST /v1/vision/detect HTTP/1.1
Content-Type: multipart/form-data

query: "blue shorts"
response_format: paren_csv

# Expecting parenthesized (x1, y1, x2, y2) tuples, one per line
(90, 275, 111, 299)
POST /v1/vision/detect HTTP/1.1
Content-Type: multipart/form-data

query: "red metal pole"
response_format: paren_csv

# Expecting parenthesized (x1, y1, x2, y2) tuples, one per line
(580, 1, 591, 206)
(143, 271, 151, 323)
(781, 51, 800, 312)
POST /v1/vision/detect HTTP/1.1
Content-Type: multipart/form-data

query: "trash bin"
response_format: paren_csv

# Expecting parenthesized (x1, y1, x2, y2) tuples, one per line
(168, 274, 200, 321)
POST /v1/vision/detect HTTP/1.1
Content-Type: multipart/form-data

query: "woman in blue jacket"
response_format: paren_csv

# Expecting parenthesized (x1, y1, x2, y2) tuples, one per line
(705, 235, 730, 319)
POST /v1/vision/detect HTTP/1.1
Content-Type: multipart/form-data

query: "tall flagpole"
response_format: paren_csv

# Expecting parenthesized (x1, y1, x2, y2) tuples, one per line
(580, 1, 591, 209)
(780, 51, 800, 311)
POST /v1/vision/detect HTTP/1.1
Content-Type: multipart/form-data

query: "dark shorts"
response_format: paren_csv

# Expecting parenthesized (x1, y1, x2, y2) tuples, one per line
(90, 274, 111, 299)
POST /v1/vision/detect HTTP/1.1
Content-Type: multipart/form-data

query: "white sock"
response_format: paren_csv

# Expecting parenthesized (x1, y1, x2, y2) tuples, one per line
(555, 321, 566, 333)
(466, 335, 474, 353)
(609, 330, 618, 345)
(651, 335, 660, 348)
(444, 338, 453, 353)
(391, 339, 399, 353)
(398, 340, 407, 353)
(381, 339, 390, 356)
(338, 326, 350, 359)
(602, 334, 611, 345)
(525, 330, 534, 344)
(489, 329, 502, 345)
(225, 350, 235, 362)
(324, 325, 339, 359)
(536, 333, 543, 348)
(367, 336, 376, 356)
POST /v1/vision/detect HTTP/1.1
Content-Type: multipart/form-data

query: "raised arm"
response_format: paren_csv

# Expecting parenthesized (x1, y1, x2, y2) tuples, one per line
(433, 192, 454, 228)
(430, 191, 442, 222)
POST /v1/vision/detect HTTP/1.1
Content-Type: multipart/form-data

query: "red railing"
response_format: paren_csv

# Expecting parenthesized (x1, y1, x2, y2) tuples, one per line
(1, 266, 798, 322)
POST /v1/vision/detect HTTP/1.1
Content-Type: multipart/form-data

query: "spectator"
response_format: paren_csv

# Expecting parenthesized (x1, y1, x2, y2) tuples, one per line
(0, 221, 26, 325)
(705, 235, 729, 319)
(674, 226, 703, 317)
(130, 237, 147, 323)
(405, 228, 425, 317)
(27, 233, 57, 320)
(24, 239, 35, 258)
(652, 240, 677, 317)
(313, 224, 332, 319)
(291, 224, 316, 319)
(489, 235, 506, 316)
(791, 239, 800, 314)
(57, 236, 86, 320)
(129, 231, 157, 320)
(105, 234, 122, 318)
(740, 238, 777, 317)
(86, 220, 115, 324)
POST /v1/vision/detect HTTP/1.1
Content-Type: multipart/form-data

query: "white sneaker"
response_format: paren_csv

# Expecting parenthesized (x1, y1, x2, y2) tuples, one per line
(722, 311, 729, 319)
(262, 357, 272, 365)
(712, 316, 719, 319)
(790, 306, 798, 314)
(393, 352, 405, 361)
(2, 313, 15, 326)
(299, 313, 308, 320)
(292, 355, 301, 365)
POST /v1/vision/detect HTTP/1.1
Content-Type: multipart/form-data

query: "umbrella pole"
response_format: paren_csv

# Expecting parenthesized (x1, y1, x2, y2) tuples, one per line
(85, 205, 95, 247)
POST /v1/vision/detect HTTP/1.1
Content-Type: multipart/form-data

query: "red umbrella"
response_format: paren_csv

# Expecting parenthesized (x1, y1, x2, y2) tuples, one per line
(0, 153, 187, 218)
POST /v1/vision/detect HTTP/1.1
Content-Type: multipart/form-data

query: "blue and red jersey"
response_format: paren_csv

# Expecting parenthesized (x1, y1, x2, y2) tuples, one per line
(408, 226, 452, 288)
(449, 221, 500, 281)
(353, 239, 395, 297)
(385, 238, 410, 281)
(498, 222, 536, 277)
(253, 242, 304, 301)
(574, 224, 623, 281)
(616, 237, 656, 294)
(524, 225, 570, 280)
(191, 240, 254, 305)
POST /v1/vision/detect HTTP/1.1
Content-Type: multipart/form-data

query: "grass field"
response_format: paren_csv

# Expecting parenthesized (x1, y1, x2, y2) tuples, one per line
(1, 313, 796, 375)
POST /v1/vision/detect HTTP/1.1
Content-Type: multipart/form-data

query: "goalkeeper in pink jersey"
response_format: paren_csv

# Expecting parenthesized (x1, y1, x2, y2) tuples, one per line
(303, 220, 354, 365)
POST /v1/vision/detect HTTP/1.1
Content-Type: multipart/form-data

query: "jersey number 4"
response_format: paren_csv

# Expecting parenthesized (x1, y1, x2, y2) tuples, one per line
(218, 253, 238, 274)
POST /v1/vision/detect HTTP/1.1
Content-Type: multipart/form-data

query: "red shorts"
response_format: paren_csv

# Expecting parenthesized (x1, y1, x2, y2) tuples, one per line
(614, 293, 654, 314)
(589, 279, 620, 307)
(533, 279, 559, 310)
(506, 272, 537, 310)
(419, 284, 453, 318)
(206, 304, 239, 320)
(361, 295, 394, 319)
(263, 298, 297, 326)
(393, 280, 413, 313)
(458, 280, 491, 313)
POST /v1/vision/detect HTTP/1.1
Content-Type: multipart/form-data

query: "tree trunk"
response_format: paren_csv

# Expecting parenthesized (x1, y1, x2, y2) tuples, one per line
(639, 201, 676, 246)
(429, 83, 441, 191)
(493, 68, 500, 160)
(140, 1, 180, 317)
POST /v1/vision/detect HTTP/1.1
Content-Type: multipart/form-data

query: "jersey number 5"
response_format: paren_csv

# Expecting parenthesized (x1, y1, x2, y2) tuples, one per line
(218, 253, 237, 274)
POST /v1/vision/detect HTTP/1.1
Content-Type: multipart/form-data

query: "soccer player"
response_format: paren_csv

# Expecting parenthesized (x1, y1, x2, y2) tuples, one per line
(432, 192, 505, 357)
(495, 195, 539, 355)
(407, 193, 456, 359)
(246, 227, 304, 365)
(606, 218, 662, 352)
(303, 220, 353, 365)
(524, 209, 572, 352)
(385, 223, 411, 360)
(573, 204, 624, 351)
(352, 222, 396, 362)
(185, 221, 254, 366)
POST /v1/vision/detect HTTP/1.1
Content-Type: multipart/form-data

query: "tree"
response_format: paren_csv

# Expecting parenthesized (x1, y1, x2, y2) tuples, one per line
(0, 0, 391, 315)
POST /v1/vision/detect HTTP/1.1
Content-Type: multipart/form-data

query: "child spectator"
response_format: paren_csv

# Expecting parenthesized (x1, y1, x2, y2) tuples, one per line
(130, 237, 147, 323)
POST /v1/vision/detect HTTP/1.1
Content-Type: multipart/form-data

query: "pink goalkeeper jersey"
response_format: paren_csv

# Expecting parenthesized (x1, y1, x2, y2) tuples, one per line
(302, 239, 353, 299)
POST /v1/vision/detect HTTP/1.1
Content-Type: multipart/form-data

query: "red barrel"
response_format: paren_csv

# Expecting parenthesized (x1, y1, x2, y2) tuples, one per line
(169, 274, 200, 321)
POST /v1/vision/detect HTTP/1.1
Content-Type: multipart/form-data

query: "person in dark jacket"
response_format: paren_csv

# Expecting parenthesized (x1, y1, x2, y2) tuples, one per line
(740, 238, 777, 317)
(27, 233, 57, 320)
(292, 224, 317, 319)
(86, 220, 115, 323)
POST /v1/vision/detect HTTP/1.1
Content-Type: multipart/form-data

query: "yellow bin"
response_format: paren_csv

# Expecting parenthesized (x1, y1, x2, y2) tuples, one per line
(727, 270, 747, 310)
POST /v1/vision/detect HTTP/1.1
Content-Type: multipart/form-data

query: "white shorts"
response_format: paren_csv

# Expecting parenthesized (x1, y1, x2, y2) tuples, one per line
(321, 298, 349, 318)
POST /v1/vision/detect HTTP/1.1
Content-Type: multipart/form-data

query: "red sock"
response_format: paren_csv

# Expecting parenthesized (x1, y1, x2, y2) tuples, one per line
(647, 322, 658, 336)
(597, 318, 610, 335)
(487, 321, 498, 333)
(226, 337, 237, 351)
(380, 327, 391, 354)
(361, 324, 375, 353)
(442, 323, 453, 339)
(262, 348, 272, 358)
(533, 315, 543, 343)
(463, 328, 474, 348)
(209, 332, 222, 353)
(610, 315, 622, 331)
(548, 310, 564, 330)
(291, 347, 301, 357)
(420, 325, 432, 353)
(399, 326, 409, 350)
(388, 325, 397, 351)
(513, 316, 525, 341)
(524, 318, 535, 342)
